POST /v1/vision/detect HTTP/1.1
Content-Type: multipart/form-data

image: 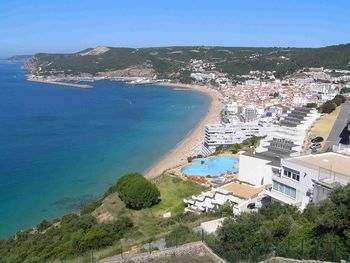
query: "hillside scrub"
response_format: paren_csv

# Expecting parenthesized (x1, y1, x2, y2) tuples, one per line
(0, 174, 209, 262)
(319, 94, 346, 113)
(207, 184, 350, 262)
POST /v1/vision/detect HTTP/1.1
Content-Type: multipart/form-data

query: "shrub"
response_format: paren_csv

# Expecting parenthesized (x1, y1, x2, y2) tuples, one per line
(116, 173, 160, 209)
(80, 198, 103, 215)
(165, 225, 200, 247)
(319, 100, 336, 113)
(231, 143, 241, 154)
(332, 94, 346, 106)
(208, 185, 350, 262)
(78, 216, 133, 251)
(36, 220, 52, 232)
(305, 102, 317, 108)
(340, 87, 350, 94)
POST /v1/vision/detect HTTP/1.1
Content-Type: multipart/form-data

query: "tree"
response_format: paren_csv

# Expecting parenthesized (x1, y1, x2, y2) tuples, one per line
(178, 70, 194, 84)
(231, 143, 241, 154)
(319, 101, 336, 113)
(36, 220, 52, 232)
(116, 173, 160, 209)
(340, 87, 350, 94)
(305, 102, 317, 108)
(332, 94, 346, 106)
(242, 136, 260, 148)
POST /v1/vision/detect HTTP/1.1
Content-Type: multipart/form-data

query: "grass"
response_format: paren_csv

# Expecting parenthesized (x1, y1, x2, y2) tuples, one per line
(93, 174, 207, 223)
(72, 174, 215, 262)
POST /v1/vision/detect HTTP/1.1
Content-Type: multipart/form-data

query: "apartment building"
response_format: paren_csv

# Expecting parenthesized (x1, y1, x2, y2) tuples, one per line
(184, 181, 266, 215)
(241, 105, 258, 122)
(257, 107, 319, 154)
(238, 107, 319, 187)
(266, 152, 350, 209)
(203, 123, 268, 154)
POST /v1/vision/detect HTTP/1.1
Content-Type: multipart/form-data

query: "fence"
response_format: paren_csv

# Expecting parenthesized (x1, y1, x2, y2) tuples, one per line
(74, 228, 349, 262)
(203, 233, 349, 263)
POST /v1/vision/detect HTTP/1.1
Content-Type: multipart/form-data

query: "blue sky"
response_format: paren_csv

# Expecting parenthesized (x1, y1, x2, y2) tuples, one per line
(0, 0, 349, 56)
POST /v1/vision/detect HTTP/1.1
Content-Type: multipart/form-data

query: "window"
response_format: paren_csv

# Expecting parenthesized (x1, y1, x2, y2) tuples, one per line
(282, 167, 300, 181)
(273, 180, 296, 198)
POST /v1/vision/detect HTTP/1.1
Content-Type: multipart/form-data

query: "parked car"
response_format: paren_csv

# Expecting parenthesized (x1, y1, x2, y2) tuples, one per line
(310, 143, 322, 150)
(311, 137, 324, 143)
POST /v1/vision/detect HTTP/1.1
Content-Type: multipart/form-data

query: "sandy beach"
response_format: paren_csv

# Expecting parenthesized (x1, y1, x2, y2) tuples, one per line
(144, 83, 223, 178)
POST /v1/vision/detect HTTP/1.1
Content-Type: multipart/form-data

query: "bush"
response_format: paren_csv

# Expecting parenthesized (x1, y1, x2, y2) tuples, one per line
(165, 225, 200, 247)
(79, 217, 133, 251)
(36, 220, 52, 232)
(116, 173, 160, 209)
(332, 94, 346, 106)
(319, 101, 336, 113)
(187, 154, 203, 163)
(208, 185, 350, 262)
(340, 87, 350, 94)
(231, 143, 241, 154)
(305, 102, 318, 108)
(80, 198, 103, 215)
(319, 95, 346, 114)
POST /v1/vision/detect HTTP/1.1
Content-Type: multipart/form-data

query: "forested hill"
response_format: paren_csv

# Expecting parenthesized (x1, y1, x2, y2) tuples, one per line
(5, 55, 32, 63)
(25, 43, 350, 79)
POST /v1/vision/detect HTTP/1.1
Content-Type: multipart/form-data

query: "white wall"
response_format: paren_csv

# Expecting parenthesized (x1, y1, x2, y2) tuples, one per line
(239, 154, 273, 185)
(272, 159, 319, 208)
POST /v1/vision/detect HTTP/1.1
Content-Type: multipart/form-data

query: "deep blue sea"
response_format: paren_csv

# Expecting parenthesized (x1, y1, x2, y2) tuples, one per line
(0, 61, 209, 237)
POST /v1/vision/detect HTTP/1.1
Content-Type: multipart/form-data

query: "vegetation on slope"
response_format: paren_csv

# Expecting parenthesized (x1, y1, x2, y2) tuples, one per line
(0, 174, 209, 262)
(318, 94, 346, 113)
(27, 44, 350, 79)
(207, 184, 350, 262)
(116, 172, 160, 209)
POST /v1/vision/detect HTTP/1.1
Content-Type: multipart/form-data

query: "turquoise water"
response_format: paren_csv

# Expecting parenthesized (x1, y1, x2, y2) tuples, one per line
(181, 157, 239, 176)
(0, 61, 210, 237)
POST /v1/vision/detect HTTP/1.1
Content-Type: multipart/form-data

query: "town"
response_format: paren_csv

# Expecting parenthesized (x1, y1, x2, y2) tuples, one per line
(170, 60, 350, 230)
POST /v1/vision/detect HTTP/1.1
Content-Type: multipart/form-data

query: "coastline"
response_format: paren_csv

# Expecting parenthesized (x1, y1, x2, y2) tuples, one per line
(25, 73, 222, 178)
(144, 83, 223, 178)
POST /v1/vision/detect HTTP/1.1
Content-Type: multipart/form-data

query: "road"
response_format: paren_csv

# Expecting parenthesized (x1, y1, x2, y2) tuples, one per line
(323, 100, 350, 151)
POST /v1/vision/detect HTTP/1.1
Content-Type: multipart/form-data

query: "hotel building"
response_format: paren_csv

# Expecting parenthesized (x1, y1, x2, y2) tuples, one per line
(203, 123, 268, 155)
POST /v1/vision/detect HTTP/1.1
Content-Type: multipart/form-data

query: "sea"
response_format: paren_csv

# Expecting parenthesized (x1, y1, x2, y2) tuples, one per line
(0, 61, 210, 237)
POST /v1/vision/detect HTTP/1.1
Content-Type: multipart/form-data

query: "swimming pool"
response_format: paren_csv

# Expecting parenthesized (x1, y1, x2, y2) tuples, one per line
(181, 156, 239, 177)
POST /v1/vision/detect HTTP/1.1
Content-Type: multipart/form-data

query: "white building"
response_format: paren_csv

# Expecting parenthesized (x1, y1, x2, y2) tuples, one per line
(190, 72, 216, 81)
(203, 123, 268, 155)
(292, 96, 310, 106)
(265, 152, 350, 209)
(238, 107, 319, 187)
(226, 102, 239, 115)
(257, 107, 319, 154)
(184, 181, 266, 215)
(333, 144, 350, 156)
(241, 105, 258, 122)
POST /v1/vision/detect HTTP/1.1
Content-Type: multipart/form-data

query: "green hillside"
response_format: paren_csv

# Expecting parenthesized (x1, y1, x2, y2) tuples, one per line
(26, 44, 350, 78)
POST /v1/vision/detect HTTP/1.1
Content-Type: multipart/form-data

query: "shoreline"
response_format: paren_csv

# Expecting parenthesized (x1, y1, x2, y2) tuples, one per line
(26, 73, 222, 178)
(144, 83, 223, 178)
